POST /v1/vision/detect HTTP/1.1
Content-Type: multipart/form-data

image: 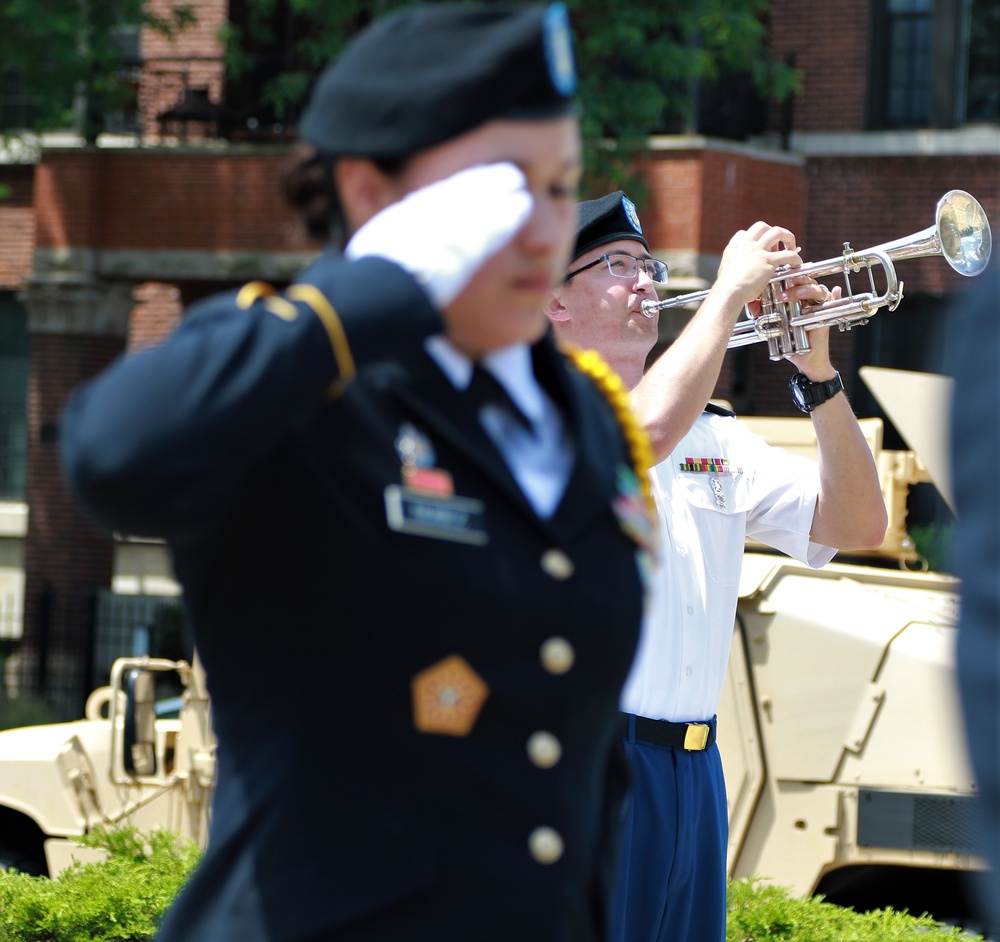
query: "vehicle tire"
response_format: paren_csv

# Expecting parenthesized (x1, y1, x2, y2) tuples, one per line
(0, 844, 46, 876)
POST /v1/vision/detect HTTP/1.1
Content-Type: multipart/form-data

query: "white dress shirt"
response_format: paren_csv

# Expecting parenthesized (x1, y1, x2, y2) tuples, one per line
(620, 411, 836, 722)
(425, 337, 574, 519)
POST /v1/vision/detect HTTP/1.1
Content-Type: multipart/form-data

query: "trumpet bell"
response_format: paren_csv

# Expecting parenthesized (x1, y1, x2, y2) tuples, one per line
(937, 189, 992, 277)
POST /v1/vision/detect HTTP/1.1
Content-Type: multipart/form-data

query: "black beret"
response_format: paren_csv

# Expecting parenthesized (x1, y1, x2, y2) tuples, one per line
(573, 191, 648, 260)
(299, 3, 577, 158)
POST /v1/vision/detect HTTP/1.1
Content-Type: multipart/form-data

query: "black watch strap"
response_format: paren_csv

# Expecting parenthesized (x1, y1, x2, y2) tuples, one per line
(790, 371, 844, 414)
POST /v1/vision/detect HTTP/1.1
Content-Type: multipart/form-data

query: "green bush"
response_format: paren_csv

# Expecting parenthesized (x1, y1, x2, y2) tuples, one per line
(728, 877, 982, 941)
(0, 825, 201, 942)
(0, 696, 57, 731)
(0, 837, 981, 942)
(908, 519, 956, 574)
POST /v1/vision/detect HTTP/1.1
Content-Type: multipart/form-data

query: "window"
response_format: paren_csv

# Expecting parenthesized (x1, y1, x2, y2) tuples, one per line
(0, 297, 29, 500)
(965, 0, 1000, 121)
(885, 0, 935, 127)
(0, 71, 36, 131)
(104, 24, 143, 136)
(871, 0, 1000, 128)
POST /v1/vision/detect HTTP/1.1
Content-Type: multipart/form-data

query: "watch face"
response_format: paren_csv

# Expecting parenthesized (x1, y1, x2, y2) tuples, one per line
(790, 374, 812, 413)
(790, 372, 841, 413)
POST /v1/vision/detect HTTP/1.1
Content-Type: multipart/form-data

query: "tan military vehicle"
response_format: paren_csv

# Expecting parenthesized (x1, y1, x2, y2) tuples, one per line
(0, 654, 215, 876)
(719, 367, 983, 922)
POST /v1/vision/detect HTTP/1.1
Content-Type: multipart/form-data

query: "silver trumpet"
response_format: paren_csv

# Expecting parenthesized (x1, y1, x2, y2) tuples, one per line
(640, 189, 993, 361)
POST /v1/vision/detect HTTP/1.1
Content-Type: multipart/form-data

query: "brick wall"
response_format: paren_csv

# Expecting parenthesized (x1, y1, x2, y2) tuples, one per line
(143, 0, 227, 70)
(642, 152, 704, 252)
(21, 332, 124, 717)
(768, 0, 872, 133)
(141, 0, 229, 143)
(34, 148, 312, 254)
(0, 166, 36, 290)
(643, 146, 806, 257)
(804, 155, 999, 296)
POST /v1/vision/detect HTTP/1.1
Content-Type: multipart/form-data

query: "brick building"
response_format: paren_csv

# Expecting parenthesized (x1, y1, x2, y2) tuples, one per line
(0, 0, 997, 717)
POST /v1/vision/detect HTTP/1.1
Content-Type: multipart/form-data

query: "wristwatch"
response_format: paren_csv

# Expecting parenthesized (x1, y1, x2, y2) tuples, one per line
(789, 371, 844, 414)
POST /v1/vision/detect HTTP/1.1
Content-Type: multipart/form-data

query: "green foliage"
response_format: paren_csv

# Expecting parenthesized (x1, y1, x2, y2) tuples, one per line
(727, 878, 981, 941)
(569, 0, 798, 198)
(0, 825, 200, 942)
(5, 0, 796, 194)
(228, 0, 798, 198)
(0, 844, 979, 942)
(908, 520, 956, 573)
(219, 0, 413, 120)
(0, 0, 196, 141)
(0, 695, 56, 731)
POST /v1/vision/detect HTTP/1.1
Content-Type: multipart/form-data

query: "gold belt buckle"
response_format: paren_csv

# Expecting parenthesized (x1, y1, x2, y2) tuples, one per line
(683, 723, 710, 751)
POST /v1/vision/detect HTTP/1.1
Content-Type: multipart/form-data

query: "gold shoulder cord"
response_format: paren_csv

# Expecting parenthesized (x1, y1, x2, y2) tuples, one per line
(565, 346, 657, 534)
(236, 280, 354, 398)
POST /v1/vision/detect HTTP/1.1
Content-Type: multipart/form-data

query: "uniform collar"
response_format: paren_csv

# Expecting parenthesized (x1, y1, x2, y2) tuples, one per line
(425, 336, 547, 426)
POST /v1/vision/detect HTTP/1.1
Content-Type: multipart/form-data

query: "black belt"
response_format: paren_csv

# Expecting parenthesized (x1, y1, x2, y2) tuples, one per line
(619, 713, 716, 751)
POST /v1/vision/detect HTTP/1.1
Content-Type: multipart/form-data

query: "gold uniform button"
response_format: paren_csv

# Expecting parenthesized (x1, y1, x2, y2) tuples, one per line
(528, 826, 564, 864)
(540, 548, 574, 580)
(539, 636, 575, 675)
(526, 731, 562, 768)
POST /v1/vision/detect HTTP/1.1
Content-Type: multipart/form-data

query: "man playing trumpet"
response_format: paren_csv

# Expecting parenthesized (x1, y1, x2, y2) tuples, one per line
(546, 192, 887, 942)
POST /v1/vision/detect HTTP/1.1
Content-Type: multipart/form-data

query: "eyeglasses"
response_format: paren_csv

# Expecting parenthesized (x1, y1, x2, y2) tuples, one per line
(564, 253, 669, 285)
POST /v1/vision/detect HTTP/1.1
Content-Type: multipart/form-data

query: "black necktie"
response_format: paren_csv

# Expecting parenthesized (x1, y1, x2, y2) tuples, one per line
(468, 364, 534, 433)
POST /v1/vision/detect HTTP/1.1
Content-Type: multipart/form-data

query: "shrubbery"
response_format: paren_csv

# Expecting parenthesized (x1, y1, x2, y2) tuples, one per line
(728, 877, 983, 941)
(0, 829, 982, 942)
(0, 825, 200, 942)
(0, 696, 57, 732)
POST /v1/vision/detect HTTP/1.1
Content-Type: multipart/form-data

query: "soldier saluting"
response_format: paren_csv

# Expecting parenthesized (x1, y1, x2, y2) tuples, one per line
(60, 5, 653, 942)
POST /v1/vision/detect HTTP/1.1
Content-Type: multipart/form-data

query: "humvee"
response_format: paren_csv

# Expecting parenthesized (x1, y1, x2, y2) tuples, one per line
(0, 654, 215, 876)
(719, 366, 984, 923)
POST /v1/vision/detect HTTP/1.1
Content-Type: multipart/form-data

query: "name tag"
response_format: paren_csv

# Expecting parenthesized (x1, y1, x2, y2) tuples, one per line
(384, 485, 489, 546)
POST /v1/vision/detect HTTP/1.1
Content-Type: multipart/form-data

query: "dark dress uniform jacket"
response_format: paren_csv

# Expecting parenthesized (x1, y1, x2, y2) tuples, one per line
(60, 252, 646, 942)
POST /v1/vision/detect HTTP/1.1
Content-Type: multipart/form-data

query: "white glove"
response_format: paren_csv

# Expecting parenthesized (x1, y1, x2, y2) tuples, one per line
(345, 162, 533, 309)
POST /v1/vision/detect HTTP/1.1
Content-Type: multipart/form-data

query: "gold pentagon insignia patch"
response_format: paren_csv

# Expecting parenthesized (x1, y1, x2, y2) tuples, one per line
(412, 654, 489, 737)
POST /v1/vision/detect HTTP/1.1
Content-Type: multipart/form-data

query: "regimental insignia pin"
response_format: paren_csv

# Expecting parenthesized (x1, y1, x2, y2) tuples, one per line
(395, 422, 454, 495)
(412, 654, 490, 737)
(612, 464, 655, 552)
(542, 2, 576, 97)
(622, 195, 642, 235)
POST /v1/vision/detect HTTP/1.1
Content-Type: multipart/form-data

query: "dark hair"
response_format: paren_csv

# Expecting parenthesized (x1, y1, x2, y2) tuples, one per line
(283, 145, 409, 250)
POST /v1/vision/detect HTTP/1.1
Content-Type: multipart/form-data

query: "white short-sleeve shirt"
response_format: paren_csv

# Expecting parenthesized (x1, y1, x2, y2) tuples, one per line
(619, 411, 836, 722)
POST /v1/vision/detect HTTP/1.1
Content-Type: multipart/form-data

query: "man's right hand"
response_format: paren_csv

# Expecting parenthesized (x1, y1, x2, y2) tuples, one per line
(714, 222, 803, 319)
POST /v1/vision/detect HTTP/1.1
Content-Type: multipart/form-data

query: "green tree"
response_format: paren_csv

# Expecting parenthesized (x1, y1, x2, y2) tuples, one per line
(1, 0, 797, 190)
(0, 0, 194, 142)
(570, 0, 798, 196)
(224, 0, 798, 199)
